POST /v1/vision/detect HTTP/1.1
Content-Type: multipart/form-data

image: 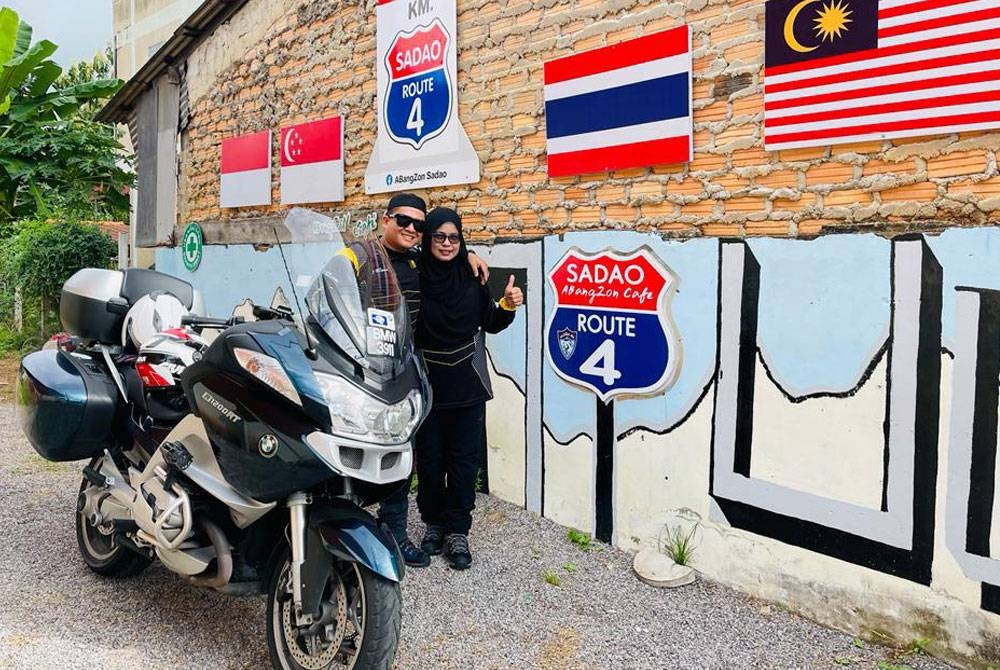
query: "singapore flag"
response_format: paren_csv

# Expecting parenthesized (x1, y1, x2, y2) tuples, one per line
(280, 116, 345, 204)
(220, 130, 272, 208)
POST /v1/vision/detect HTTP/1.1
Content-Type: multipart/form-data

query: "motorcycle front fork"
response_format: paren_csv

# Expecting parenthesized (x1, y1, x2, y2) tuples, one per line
(287, 481, 357, 626)
(287, 491, 312, 626)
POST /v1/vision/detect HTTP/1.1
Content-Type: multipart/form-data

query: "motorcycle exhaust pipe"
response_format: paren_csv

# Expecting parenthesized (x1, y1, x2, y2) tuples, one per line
(185, 518, 233, 589)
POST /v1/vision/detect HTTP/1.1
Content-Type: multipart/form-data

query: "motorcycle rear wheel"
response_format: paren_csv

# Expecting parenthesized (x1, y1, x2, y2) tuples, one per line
(75, 460, 151, 578)
(266, 545, 401, 670)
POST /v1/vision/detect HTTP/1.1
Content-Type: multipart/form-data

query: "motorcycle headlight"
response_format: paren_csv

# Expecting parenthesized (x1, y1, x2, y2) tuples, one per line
(315, 372, 423, 443)
(233, 348, 302, 406)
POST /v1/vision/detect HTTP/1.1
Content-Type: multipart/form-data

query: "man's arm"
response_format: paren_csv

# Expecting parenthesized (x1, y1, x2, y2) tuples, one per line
(468, 252, 490, 285)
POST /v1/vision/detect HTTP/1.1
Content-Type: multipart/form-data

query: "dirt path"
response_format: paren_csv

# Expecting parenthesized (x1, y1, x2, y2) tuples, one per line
(0, 356, 19, 403)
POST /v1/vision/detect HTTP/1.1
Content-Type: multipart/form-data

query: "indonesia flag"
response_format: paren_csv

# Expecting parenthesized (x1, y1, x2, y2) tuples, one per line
(280, 117, 345, 204)
(543, 26, 693, 177)
(220, 131, 272, 208)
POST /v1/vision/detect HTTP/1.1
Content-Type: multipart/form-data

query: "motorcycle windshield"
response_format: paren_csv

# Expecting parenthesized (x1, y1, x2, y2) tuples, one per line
(282, 208, 410, 376)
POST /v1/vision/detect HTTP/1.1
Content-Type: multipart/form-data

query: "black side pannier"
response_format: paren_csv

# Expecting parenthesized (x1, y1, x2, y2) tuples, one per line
(17, 350, 117, 461)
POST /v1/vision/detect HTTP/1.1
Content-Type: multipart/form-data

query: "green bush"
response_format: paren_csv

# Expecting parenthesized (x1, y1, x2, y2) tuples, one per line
(0, 217, 115, 341)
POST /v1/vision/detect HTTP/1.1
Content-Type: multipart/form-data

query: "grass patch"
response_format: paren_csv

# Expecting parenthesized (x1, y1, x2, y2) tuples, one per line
(905, 637, 930, 656)
(542, 569, 562, 587)
(566, 528, 592, 551)
(562, 562, 577, 574)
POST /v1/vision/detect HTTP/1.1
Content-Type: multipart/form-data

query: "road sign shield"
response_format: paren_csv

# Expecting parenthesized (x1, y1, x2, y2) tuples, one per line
(545, 247, 681, 402)
(384, 20, 452, 150)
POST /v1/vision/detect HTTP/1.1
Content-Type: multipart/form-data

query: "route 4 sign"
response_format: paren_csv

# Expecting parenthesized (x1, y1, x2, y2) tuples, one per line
(545, 247, 682, 402)
(365, 0, 480, 194)
(385, 20, 451, 150)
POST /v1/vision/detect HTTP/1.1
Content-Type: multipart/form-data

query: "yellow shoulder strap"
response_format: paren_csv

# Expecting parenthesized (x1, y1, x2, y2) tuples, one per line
(336, 247, 360, 273)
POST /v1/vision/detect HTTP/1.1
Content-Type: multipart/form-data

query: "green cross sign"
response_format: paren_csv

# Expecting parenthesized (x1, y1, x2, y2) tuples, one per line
(182, 222, 203, 272)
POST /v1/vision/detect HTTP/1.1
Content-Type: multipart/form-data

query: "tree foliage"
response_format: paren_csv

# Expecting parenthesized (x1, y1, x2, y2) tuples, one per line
(0, 7, 132, 223)
(55, 46, 115, 120)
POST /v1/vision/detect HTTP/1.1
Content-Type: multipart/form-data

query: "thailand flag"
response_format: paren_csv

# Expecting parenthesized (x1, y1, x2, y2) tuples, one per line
(543, 25, 693, 177)
(220, 131, 272, 208)
(280, 116, 345, 204)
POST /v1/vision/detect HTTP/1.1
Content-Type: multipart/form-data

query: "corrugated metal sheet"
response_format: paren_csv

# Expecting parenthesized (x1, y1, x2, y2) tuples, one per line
(134, 87, 158, 247)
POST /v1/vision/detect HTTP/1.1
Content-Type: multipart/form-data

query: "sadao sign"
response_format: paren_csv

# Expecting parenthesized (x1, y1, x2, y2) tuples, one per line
(365, 0, 479, 194)
(546, 248, 682, 402)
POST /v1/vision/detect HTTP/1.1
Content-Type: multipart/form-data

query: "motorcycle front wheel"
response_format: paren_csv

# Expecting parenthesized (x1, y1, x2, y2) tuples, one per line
(266, 545, 402, 670)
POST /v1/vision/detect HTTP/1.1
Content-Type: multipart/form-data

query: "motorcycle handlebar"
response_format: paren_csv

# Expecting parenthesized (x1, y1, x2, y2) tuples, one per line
(181, 315, 243, 329)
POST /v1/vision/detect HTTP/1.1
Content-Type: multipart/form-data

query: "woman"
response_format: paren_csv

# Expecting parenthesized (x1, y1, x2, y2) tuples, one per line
(415, 206, 523, 570)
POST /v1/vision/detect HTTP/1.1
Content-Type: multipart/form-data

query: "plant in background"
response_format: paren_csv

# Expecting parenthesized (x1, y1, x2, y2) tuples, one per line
(0, 7, 131, 224)
(658, 524, 697, 566)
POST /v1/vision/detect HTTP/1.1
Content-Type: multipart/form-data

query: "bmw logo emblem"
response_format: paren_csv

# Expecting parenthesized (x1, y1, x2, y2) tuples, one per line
(385, 174, 394, 186)
(258, 434, 279, 458)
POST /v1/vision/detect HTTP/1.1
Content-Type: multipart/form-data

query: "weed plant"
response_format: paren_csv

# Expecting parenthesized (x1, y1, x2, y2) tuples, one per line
(659, 524, 697, 566)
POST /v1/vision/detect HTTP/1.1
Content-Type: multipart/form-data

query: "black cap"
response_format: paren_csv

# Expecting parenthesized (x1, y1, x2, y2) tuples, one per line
(387, 192, 426, 214)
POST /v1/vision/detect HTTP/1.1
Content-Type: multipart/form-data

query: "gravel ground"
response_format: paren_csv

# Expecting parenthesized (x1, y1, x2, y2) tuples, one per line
(0, 404, 956, 670)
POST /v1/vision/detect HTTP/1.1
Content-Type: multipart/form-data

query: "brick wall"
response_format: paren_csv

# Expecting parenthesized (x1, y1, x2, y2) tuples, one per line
(177, 0, 1000, 246)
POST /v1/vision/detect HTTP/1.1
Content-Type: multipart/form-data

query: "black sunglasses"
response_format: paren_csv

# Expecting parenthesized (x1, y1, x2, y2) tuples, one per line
(388, 213, 424, 232)
(431, 232, 462, 245)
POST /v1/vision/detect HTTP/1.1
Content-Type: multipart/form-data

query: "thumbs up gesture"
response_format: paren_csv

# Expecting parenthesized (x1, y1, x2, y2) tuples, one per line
(501, 275, 523, 311)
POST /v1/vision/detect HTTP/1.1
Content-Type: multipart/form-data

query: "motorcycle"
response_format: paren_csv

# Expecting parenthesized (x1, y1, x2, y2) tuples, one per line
(16, 209, 429, 669)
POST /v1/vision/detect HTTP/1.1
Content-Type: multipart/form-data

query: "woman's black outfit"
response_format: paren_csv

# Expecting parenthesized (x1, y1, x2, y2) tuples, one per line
(415, 209, 515, 549)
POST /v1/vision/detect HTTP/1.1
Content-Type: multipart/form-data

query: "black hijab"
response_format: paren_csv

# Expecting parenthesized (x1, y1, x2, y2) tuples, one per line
(418, 207, 481, 345)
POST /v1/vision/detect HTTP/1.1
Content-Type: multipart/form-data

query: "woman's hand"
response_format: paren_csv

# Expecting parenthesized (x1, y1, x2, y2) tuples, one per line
(500, 275, 523, 311)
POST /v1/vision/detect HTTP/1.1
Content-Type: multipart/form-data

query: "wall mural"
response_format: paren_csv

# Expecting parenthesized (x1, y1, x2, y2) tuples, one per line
(158, 225, 1000, 618)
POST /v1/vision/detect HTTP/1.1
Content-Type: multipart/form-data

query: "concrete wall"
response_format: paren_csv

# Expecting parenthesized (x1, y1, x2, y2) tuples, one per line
(158, 226, 1000, 668)
(113, 0, 202, 79)
(149, 0, 1000, 665)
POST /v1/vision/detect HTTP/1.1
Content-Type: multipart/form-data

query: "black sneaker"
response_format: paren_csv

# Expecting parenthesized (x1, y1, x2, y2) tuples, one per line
(444, 533, 472, 570)
(398, 538, 430, 568)
(421, 525, 445, 556)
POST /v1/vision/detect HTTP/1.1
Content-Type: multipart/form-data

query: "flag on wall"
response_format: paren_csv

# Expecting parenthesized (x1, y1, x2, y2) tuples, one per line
(220, 131, 272, 208)
(280, 117, 345, 204)
(543, 26, 693, 177)
(764, 0, 1000, 150)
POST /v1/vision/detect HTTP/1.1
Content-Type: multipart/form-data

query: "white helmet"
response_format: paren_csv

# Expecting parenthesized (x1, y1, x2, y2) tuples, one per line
(121, 291, 188, 349)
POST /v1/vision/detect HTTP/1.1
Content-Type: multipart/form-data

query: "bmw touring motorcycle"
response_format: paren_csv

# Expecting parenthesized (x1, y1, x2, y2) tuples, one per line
(16, 209, 429, 669)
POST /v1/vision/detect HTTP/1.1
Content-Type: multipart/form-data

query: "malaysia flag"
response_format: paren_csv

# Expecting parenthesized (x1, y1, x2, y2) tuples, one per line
(220, 131, 272, 208)
(764, 0, 1000, 150)
(280, 116, 345, 204)
(543, 25, 693, 177)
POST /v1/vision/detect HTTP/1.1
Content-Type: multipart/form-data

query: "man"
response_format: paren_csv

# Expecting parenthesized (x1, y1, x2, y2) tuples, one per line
(376, 192, 489, 567)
